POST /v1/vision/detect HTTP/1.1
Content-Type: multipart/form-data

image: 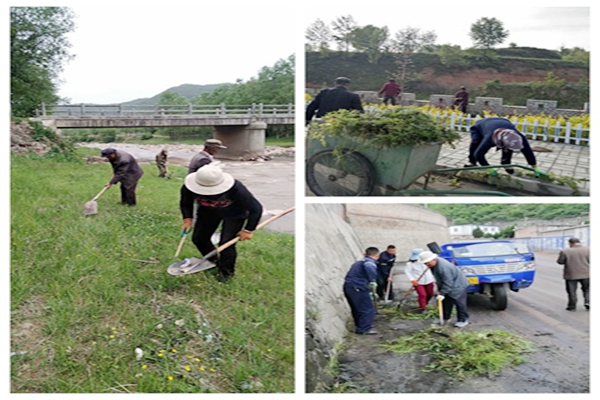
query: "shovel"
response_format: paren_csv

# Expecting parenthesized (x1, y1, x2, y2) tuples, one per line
(381, 267, 395, 305)
(397, 267, 431, 308)
(83, 186, 109, 215)
(437, 296, 445, 325)
(167, 206, 295, 276)
(174, 228, 191, 258)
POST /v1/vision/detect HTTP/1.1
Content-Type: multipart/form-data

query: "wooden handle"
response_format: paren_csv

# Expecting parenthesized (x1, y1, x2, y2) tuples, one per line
(174, 233, 187, 258)
(214, 206, 296, 254)
(91, 186, 109, 202)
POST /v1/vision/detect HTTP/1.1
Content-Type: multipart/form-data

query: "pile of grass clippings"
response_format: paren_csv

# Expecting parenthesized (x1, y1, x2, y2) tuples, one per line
(307, 107, 461, 149)
(381, 328, 534, 379)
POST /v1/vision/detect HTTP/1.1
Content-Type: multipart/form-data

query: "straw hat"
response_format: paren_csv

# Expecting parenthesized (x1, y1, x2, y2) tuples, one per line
(418, 251, 438, 264)
(184, 164, 234, 195)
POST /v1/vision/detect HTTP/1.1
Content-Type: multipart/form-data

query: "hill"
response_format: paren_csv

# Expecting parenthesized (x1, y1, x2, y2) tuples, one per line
(427, 204, 589, 225)
(122, 83, 229, 105)
(306, 50, 589, 108)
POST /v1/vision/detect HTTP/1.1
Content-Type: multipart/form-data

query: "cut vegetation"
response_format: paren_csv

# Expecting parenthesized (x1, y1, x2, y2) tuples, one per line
(381, 328, 534, 379)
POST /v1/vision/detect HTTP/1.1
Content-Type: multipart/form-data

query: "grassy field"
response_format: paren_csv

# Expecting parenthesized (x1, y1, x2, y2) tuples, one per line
(10, 152, 295, 393)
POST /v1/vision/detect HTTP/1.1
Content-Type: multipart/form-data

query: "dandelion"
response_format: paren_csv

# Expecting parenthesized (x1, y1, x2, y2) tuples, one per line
(109, 335, 115, 339)
(171, 348, 178, 353)
(184, 365, 191, 371)
(209, 368, 215, 372)
(158, 353, 164, 357)
(194, 358, 201, 362)
(199, 366, 206, 371)
(186, 355, 193, 359)
(167, 376, 174, 381)
(141, 365, 148, 369)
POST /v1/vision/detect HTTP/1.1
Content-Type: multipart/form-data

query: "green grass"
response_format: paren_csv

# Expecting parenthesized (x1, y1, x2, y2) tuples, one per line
(381, 328, 534, 379)
(10, 154, 294, 393)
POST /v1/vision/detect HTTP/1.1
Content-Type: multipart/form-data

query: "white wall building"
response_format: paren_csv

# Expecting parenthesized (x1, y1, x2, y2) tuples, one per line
(449, 224, 500, 239)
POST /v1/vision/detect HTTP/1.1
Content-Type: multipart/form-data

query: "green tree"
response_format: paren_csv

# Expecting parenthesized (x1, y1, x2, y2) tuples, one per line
(305, 19, 332, 52)
(331, 15, 358, 52)
(469, 17, 509, 49)
(438, 44, 470, 68)
(559, 46, 589, 63)
(348, 24, 390, 63)
(391, 27, 436, 91)
(194, 55, 294, 105)
(472, 227, 484, 238)
(11, 6, 75, 117)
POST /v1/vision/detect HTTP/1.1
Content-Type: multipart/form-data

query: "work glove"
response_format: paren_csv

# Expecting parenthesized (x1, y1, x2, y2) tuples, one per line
(368, 282, 377, 291)
(181, 218, 193, 235)
(533, 167, 546, 177)
(436, 294, 445, 301)
(369, 291, 379, 301)
(411, 280, 418, 287)
(487, 168, 498, 177)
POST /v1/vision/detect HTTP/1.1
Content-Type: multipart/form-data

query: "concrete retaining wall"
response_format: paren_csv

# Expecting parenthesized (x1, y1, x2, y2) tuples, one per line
(346, 204, 450, 261)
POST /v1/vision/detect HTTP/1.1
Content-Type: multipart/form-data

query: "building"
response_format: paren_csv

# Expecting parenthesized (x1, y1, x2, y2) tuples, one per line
(449, 224, 500, 239)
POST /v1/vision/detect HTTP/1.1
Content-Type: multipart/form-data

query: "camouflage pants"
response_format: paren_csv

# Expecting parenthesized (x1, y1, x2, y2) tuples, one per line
(157, 162, 167, 177)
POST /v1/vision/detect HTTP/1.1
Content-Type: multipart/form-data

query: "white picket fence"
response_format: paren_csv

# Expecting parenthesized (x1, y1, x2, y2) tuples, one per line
(426, 110, 590, 146)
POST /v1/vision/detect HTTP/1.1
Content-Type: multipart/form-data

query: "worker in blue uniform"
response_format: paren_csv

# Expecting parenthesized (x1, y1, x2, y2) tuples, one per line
(343, 247, 380, 335)
(376, 245, 397, 301)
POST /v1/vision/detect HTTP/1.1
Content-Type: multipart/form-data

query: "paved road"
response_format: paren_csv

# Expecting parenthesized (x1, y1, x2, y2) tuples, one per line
(335, 250, 590, 393)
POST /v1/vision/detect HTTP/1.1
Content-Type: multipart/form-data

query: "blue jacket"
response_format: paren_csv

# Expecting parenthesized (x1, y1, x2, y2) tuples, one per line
(431, 257, 468, 298)
(344, 256, 378, 290)
(377, 251, 396, 278)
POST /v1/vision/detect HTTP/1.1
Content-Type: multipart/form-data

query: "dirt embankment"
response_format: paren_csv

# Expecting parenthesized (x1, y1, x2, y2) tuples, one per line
(11, 120, 53, 156)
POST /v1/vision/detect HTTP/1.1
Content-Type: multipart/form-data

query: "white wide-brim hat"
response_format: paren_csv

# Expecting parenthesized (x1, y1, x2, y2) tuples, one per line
(185, 164, 235, 195)
(418, 250, 438, 264)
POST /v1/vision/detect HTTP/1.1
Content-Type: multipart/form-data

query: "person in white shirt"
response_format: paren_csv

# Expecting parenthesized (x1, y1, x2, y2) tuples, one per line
(404, 248, 436, 312)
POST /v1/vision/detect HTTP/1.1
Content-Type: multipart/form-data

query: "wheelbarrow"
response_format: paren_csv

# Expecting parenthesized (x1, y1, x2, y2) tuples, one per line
(305, 135, 535, 197)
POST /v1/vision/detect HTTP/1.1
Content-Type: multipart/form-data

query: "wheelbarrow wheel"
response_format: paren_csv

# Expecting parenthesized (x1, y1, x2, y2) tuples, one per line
(306, 149, 376, 196)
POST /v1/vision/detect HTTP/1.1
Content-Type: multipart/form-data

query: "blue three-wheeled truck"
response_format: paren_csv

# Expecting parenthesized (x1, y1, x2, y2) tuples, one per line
(430, 240, 536, 310)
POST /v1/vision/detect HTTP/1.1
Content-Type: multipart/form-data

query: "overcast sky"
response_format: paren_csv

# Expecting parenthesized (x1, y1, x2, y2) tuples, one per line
(305, 4, 590, 52)
(5, 0, 593, 106)
(54, 4, 297, 104)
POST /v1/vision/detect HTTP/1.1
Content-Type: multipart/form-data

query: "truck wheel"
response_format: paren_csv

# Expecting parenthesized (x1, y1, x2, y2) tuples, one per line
(306, 149, 376, 196)
(490, 284, 508, 311)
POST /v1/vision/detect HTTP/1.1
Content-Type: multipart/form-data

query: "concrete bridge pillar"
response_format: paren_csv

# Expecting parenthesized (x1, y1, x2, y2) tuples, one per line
(213, 121, 267, 160)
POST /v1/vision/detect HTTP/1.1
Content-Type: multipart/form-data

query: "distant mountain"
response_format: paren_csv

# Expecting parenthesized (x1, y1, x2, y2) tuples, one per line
(121, 83, 229, 106)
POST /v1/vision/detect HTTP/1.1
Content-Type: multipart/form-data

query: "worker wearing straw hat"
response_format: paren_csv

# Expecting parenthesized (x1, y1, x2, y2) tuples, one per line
(179, 164, 263, 282)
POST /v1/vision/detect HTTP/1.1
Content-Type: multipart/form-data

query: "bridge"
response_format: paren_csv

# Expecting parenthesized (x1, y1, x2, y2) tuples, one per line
(33, 103, 295, 159)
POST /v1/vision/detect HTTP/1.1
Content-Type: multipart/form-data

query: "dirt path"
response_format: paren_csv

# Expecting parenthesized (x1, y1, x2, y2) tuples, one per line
(80, 143, 295, 234)
(333, 252, 590, 393)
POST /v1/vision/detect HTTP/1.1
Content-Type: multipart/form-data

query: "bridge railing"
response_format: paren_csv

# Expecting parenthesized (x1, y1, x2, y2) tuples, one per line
(36, 103, 295, 118)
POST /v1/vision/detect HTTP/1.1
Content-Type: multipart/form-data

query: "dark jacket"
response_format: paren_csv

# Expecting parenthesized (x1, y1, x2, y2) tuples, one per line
(179, 180, 263, 231)
(188, 151, 213, 174)
(344, 256, 378, 290)
(453, 90, 469, 106)
(305, 86, 363, 123)
(469, 117, 537, 166)
(108, 150, 144, 189)
(431, 257, 468, 299)
(557, 244, 590, 280)
(377, 251, 396, 278)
